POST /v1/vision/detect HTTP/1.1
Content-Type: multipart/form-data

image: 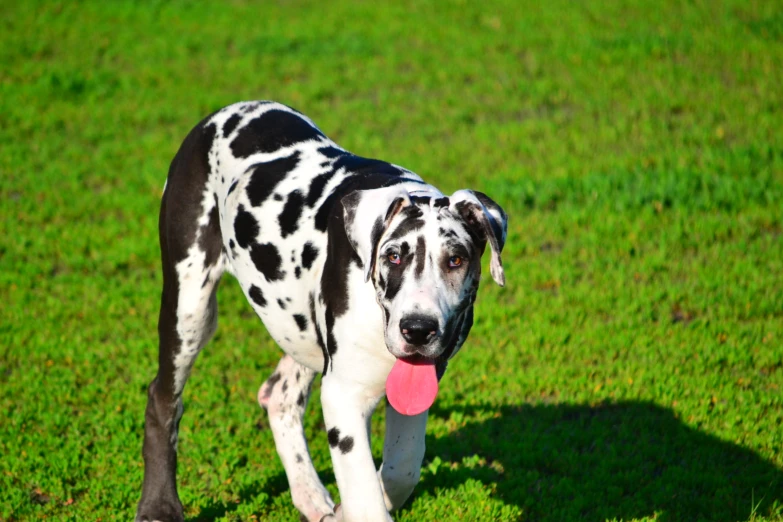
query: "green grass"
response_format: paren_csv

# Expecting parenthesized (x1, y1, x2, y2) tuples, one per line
(1, 0, 782, 520)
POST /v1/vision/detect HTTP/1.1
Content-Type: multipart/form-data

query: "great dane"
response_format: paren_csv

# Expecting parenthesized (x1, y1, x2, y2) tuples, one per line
(136, 101, 507, 522)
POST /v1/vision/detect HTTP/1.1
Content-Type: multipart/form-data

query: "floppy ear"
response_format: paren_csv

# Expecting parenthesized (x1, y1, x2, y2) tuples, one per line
(449, 189, 508, 286)
(342, 185, 412, 282)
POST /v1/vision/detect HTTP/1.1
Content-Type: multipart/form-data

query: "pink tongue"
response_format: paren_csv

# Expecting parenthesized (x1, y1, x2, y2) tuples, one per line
(386, 359, 439, 416)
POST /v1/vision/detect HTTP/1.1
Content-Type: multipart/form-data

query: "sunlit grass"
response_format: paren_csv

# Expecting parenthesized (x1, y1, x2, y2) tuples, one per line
(1, 1, 782, 520)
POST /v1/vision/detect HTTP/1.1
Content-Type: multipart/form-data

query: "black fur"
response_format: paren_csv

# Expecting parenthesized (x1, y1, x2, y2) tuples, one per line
(231, 110, 324, 158)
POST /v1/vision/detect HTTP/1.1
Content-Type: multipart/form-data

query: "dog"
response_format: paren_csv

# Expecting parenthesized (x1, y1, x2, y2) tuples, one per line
(136, 101, 507, 522)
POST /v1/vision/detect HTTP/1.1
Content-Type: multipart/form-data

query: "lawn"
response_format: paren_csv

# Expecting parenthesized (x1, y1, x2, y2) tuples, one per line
(1, 0, 782, 520)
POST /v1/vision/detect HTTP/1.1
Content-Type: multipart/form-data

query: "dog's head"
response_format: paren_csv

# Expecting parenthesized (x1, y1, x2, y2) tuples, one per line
(342, 185, 507, 362)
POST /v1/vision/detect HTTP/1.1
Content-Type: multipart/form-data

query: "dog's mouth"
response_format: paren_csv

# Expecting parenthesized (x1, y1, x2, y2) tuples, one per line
(396, 353, 433, 364)
(385, 355, 439, 417)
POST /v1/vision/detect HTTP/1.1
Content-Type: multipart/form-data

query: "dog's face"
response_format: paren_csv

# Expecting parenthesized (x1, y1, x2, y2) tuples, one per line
(343, 186, 507, 361)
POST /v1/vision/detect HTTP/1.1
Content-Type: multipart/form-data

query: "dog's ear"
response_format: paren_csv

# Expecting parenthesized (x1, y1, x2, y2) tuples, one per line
(342, 185, 411, 282)
(449, 189, 508, 286)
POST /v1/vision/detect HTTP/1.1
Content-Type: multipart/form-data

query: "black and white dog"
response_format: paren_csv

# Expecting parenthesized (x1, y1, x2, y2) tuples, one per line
(136, 101, 507, 522)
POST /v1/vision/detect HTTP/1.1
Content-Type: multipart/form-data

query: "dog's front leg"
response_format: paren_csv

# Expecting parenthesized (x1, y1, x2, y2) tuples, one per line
(321, 375, 392, 522)
(377, 402, 428, 511)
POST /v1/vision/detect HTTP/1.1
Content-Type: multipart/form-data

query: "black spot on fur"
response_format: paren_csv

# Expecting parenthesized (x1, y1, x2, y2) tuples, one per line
(241, 101, 265, 113)
(410, 195, 431, 206)
(310, 294, 329, 375)
(249, 285, 267, 307)
(384, 241, 411, 301)
(327, 428, 340, 448)
(385, 272, 403, 301)
(234, 205, 259, 248)
(277, 298, 287, 310)
(295, 266, 302, 279)
(263, 372, 281, 398)
(433, 197, 450, 208)
(414, 235, 426, 278)
(229, 239, 235, 249)
(223, 113, 241, 137)
(318, 145, 344, 159)
(325, 311, 338, 357)
(439, 227, 458, 239)
(279, 190, 305, 238)
(273, 193, 283, 202)
(387, 216, 425, 242)
(297, 392, 305, 407)
(402, 203, 424, 218)
(296, 453, 304, 463)
(326, 427, 354, 454)
(386, 204, 425, 242)
(306, 169, 338, 207)
(246, 151, 301, 207)
(293, 314, 308, 331)
(282, 380, 288, 393)
(230, 109, 325, 158)
(250, 243, 285, 281)
(301, 242, 318, 269)
(338, 436, 354, 454)
(198, 197, 222, 270)
(439, 308, 472, 371)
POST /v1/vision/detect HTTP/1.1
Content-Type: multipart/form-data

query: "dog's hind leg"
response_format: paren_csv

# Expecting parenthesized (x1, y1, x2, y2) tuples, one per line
(137, 120, 224, 522)
(259, 355, 337, 522)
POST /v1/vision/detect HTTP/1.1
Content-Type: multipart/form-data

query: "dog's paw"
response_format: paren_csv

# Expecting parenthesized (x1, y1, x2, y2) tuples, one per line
(135, 499, 184, 522)
(319, 504, 341, 521)
(297, 509, 337, 522)
(296, 503, 340, 522)
(135, 513, 184, 522)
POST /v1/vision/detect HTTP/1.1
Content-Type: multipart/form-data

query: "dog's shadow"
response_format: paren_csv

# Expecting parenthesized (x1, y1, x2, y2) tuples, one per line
(411, 401, 783, 521)
(191, 400, 782, 521)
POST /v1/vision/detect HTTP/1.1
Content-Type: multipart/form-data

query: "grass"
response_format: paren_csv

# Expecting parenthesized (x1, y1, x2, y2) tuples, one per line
(1, 0, 782, 520)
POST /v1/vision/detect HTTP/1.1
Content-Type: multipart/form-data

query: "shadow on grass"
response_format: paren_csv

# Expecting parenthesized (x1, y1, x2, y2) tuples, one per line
(417, 401, 783, 521)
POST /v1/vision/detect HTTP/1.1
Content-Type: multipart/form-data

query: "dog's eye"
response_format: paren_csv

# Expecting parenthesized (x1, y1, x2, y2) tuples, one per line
(388, 253, 401, 265)
(448, 256, 463, 268)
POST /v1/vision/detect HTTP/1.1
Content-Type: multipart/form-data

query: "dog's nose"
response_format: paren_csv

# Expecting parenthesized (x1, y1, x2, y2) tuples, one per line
(399, 315, 439, 346)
